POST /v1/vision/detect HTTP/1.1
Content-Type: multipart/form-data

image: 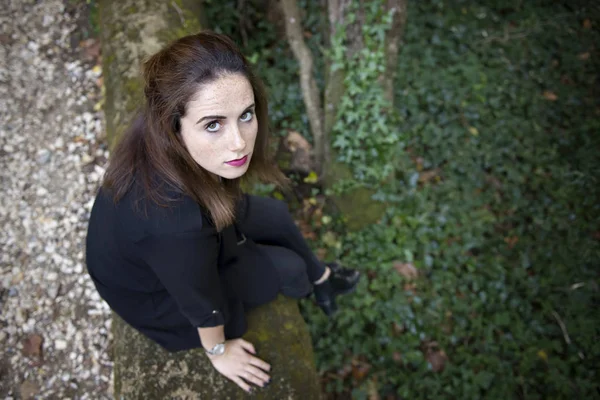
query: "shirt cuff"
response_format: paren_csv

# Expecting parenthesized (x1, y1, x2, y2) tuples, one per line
(190, 308, 225, 328)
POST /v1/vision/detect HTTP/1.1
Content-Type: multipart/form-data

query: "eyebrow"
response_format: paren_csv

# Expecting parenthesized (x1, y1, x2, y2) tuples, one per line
(195, 103, 255, 125)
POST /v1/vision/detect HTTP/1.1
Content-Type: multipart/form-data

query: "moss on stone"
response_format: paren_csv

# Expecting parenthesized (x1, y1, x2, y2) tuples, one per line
(99, 0, 203, 147)
(112, 295, 322, 399)
(325, 158, 387, 231)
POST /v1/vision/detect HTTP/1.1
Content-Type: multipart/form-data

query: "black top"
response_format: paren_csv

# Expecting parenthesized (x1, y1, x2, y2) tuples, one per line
(86, 185, 231, 352)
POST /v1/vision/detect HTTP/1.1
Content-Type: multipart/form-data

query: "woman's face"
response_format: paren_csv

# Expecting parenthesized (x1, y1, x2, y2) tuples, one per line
(179, 73, 257, 180)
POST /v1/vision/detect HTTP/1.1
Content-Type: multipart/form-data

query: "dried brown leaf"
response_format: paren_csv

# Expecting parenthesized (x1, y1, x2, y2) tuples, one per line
(426, 349, 448, 372)
(79, 38, 101, 61)
(22, 334, 43, 358)
(543, 91, 558, 101)
(504, 236, 519, 249)
(578, 52, 590, 60)
(418, 168, 441, 183)
(19, 380, 40, 400)
(583, 19, 592, 29)
(351, 360, 371, 381)
(285, 130, 312, 152)
(393, 261, 418, 280)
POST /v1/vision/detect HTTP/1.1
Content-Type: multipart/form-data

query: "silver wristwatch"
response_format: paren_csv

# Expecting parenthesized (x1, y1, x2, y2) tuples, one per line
(205, 342, 226, 356)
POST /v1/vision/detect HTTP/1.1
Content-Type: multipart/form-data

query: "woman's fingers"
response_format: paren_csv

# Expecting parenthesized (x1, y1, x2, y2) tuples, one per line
(230, 376, 252, 394)
(240, 369, 267, 387)
(246, 365, 271, 383)
(238, 339, 256, 354)
(248, 355, 271, 373)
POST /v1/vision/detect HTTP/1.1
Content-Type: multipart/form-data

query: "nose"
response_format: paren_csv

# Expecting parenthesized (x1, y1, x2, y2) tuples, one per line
(227, 123, 246, 153)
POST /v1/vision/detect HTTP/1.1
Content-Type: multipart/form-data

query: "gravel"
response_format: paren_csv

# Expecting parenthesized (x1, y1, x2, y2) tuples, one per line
(1, 0, 112, 398)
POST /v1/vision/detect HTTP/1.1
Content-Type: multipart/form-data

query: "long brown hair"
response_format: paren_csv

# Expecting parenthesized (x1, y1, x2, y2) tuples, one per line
(102, 31, 288, 231)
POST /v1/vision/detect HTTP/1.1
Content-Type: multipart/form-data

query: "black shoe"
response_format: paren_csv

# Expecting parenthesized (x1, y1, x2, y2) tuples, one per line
(313, 262, 361, 317)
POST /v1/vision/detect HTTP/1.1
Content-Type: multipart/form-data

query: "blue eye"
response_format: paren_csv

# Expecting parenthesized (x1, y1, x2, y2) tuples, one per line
(241, 111, 254, 122)
(206, 121, 221, 132)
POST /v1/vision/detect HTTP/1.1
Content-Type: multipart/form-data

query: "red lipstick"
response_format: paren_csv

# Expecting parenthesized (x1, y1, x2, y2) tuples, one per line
(225, 155, 248, 167)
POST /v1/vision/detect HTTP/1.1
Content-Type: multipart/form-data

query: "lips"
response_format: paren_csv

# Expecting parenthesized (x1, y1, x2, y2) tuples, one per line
(225, 155, 248, 167)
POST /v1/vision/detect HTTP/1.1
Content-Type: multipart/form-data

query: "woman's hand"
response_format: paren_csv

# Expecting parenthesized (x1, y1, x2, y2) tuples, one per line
(207, 338, 271, 394)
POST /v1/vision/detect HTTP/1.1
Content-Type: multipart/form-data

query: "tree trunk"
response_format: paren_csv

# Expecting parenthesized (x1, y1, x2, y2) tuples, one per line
(280, 0, 327, 175)
(281, 0, 407, 230)
(324, 0, 407, 231)
(99, 1, 322, 397)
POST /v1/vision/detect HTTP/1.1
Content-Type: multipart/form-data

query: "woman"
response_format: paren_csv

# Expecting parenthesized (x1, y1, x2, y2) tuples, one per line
(85, 31, 360, 394)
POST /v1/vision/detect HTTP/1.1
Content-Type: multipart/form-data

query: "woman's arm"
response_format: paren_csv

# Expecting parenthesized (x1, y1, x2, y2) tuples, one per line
(198, 325, 225, 351)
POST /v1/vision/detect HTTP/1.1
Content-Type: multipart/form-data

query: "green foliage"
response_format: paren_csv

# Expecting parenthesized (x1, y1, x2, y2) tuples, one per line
(205, 0, 325, 139)
(208, 0, 600, 398)
(329, 0, 403, 185)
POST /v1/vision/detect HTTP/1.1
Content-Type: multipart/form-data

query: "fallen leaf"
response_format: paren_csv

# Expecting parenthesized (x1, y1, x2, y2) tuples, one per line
(403, 282, 417, 292)
(504, 236, 518, 249)
(543, 91, 558, 101)
(285, 131, 313, 173)
(393, 261, 418, 280)
(427, 349, 448, 372)
(468, 126, 479, 136)
(79, 38, 101, 61)
(351, 360, 371, 381)
(578, 52, 590, 60)
(0, 34, 12, 45)
(19, 380, 40, 400)
(22, 334, 43, 359)
(286, 130, 311, 152)
(295, 220, 316, 240)
(418, 168, 442, 183)
(583, 19, 591, 29)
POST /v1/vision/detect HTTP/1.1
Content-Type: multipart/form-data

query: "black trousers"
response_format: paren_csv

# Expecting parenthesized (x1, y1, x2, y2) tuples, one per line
(221, 194, 327, 311)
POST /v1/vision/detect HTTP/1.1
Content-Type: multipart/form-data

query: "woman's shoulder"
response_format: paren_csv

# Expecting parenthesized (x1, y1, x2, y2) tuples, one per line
(96, 182, 213, 241)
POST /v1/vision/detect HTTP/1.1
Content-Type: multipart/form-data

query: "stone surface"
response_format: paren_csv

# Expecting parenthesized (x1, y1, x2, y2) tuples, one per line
(113, 295, 322, 399)
(98, 0, 204, 146)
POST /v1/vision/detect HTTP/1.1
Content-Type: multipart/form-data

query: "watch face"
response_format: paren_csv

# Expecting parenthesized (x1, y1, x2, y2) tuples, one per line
(213, 343, 225, 355)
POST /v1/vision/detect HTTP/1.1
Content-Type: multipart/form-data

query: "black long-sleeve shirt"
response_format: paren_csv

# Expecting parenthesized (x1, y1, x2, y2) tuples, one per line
(85, 185, 228, 351)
